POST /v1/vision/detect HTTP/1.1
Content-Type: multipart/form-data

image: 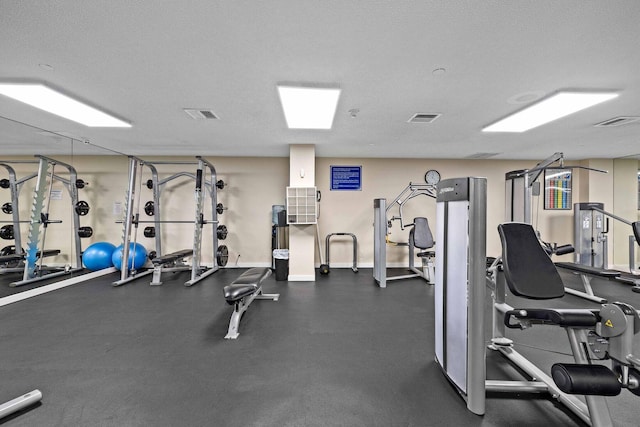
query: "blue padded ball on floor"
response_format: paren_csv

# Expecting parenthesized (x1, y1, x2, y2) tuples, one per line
(112, 242, 148, 271)
(82, 242, 116, 271)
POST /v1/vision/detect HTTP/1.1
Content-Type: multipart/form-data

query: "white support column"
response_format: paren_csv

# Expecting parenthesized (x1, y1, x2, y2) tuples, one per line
(288, 145, 316, 281)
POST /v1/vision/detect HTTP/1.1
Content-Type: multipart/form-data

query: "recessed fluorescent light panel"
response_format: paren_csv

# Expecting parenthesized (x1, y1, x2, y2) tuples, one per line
(277, 85, 341, 129)
(0, 83, 131, 127)
(483, 91, 618, 133)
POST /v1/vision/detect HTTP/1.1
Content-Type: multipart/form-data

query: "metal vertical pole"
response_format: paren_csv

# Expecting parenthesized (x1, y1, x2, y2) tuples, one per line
(119, 157, 138, 282)
(373, 198, 387, 287)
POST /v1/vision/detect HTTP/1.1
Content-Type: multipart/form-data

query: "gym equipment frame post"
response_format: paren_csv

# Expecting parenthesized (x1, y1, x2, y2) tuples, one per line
(434, 177, 487, 415)
(373, 182, 437, 288)
(0, 161, 39, 268)
(113, 156, 153, 286)
(12, 155, 85, 287)
(185, 156, 221, 286)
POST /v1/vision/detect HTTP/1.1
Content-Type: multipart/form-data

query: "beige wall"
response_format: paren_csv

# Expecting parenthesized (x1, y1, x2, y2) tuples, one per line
(1, 154, 636, 272)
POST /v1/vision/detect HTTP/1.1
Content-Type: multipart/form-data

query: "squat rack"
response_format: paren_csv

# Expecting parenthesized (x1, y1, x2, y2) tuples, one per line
(2, 156, 86, 287)
(113, 156, 224, 286)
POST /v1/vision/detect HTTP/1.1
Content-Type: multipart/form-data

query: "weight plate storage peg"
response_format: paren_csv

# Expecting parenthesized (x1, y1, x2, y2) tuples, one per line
(1, 202, 12, 214)
(77, 226, 94, 238)
(216, 245, 229, 267)
(144, 201, 155, 216)
(75, 200, 90, 216)
(0, 224, 14, 240)
(217, 224, 228, 240)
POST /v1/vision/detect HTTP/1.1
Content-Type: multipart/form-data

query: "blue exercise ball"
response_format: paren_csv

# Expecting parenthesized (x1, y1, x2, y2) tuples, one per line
(112, 242, 148, 271)
(82, 242, 116, 271)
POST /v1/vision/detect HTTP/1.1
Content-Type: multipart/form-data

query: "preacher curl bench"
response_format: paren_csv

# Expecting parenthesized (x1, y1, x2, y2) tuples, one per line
(222, 268, 279, 339)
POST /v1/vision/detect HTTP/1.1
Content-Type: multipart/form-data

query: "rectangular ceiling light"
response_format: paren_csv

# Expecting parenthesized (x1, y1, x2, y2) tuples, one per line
(482, 91, 618, 133)
(0, 82, 131, 127)
(277, 85, 341, 129)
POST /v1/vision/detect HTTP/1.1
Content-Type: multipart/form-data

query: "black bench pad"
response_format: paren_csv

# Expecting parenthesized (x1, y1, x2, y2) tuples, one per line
(505, 308, 598, 329)
(223, 267, 272, 304)
(555, 262, 621, 277)
(0, 254, 22, 263)
(152, 249, 193, 265)
(38, 249, 61, 258)
(0, 249, 61, 263)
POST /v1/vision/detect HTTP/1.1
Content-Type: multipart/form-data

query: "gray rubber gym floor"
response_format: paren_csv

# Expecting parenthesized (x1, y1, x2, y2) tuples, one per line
(1, 266, 639, 426)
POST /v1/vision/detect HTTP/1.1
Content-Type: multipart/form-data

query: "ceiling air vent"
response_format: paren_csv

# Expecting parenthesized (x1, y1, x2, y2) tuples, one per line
(183, 109, 219, 120)
(594, 116, 639, 127)
(407, 113, 441, 123)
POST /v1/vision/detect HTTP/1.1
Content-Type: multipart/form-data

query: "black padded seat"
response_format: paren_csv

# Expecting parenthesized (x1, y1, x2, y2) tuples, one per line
(224, 284, 258, 303)
(37, 249, 60, 258)
(505, 308, 598, 329)
(411, 217, 434, 250)
(223, 267, 272, 304)
(417, 251, 435, 257)
(151, 249, 193, 265)
(498, 223, 564, 299)
(555, 262, 620, 278)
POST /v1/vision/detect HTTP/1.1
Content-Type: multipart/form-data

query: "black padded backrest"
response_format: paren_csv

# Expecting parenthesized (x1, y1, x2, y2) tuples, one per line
(633, 222, 640, 246)
(412, 217, 435, 250)
(498, 223, 564, 299)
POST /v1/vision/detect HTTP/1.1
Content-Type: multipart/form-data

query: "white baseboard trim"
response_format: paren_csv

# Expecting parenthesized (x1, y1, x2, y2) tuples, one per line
(287, 274, 316, 282)
(0, 267, 118, 307)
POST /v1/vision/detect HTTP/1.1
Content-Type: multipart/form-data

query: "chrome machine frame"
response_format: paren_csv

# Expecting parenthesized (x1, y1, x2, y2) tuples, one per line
(373, 182, 436, 288)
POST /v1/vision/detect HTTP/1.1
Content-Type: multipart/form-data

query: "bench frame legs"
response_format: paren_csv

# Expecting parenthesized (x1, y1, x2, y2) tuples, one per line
(225, 287, 279, 339)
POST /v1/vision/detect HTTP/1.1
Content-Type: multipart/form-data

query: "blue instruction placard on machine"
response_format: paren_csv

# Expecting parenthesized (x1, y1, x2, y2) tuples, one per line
(330, 166, 362, 191)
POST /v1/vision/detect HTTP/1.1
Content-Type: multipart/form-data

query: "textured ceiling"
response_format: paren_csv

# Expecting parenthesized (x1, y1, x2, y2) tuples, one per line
(1, 1, 640, 160)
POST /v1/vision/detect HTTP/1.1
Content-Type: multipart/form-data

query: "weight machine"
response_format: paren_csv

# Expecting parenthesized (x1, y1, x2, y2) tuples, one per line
(0, 156, 89, 287)
(373, 182, 436, 288)
(113, 156, 226, 287)
(573, 202, 640, 273)
(435, 176, 640, 426)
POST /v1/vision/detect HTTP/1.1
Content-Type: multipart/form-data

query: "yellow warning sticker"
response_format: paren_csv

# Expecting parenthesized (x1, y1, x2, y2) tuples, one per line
(605, 319, 614, 328)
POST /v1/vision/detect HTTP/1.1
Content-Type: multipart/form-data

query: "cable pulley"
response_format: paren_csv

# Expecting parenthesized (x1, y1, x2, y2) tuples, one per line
(75, 179, 88, 189)
(0, 179, 10, 189)
(2, 202, 12, 214)
(75, 201, 90, 216)
(216, 180, 225, 190)
(146, 179, 154, 189)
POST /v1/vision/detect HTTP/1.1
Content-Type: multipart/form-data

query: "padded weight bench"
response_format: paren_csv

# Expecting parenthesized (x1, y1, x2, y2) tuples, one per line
(150, 249, 194, 285)
(223, 267, 279, 339)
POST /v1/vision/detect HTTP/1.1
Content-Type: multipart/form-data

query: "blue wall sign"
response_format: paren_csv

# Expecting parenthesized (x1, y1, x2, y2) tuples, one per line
(330, 166, 362, 191)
